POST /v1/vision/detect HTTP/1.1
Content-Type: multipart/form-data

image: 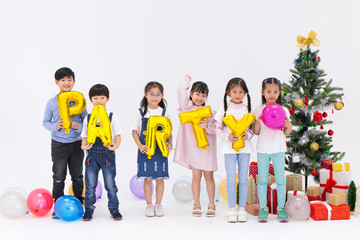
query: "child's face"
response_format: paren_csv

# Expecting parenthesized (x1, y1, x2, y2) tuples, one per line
(190, 91, 207, 106)
(262, 83, 280, 104)
(55, 76, 75, 92)
(228, 85, 245, 104)
(90, 95, 109, 107)
(145, 87, 163, 109)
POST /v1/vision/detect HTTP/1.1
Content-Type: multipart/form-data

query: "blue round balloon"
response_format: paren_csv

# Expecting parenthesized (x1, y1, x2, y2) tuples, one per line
(54, 195, 84, 221)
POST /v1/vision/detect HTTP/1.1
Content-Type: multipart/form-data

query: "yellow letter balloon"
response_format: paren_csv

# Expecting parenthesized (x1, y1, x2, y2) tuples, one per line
(222, 113, 256, 152)
(178, 106, 212, 151)
(144, 116, 172, 159)
(87, 105, 112, 147)
(58, 91, 86, 133)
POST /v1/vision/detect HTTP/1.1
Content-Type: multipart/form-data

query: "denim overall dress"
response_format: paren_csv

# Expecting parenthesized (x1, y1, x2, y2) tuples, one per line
(137, 108, 169, 180)
(84, 112, 119, 211)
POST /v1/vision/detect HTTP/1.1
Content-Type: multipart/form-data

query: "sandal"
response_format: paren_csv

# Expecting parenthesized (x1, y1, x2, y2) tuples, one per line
(206, 204, 216, 217)
(192, 204, 201, 217)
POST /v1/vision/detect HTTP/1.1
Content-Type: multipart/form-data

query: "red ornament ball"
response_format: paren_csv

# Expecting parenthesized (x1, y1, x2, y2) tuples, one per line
(323, 112, 328, 118)
(317, 56, 321, 61)
(289, 108, 295, 114)
(328, 129, 334, 136)
(311, 170, 318, 176)
(341, 102, 344, 107)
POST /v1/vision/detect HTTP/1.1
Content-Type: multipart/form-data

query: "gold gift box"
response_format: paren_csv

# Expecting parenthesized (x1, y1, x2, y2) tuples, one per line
(329, 192, 346, 206)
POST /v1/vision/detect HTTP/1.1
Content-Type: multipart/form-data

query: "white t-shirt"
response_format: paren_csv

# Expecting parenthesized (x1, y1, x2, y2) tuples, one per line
(131, 107, 171, 135)
(81, 112, 124, 143)
(214, 103, 254, 154)
(252, 104, 290, 153)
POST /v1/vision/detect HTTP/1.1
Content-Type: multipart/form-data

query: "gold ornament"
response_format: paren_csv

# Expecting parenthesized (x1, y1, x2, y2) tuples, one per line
(310, 142, 319, 151)
(296, 30, 321, 49)
(334, 102, 343, 111)
(294, 99, 303, 108)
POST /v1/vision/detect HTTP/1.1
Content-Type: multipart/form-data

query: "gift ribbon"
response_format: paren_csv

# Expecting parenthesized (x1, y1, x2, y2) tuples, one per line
(320, 170, 349, 201)
(296, 30, 321, 49)
(310, 201, 332, 220)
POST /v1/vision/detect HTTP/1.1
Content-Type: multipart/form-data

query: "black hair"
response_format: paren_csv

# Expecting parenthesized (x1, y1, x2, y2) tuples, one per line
(140, 81, 167, 117)
(89, 84, 110, 99)
(223, 77, 251, 117)
(54, 67, 75, 81)
(189, 81, 209, 106)
(261, 77, 282, 105)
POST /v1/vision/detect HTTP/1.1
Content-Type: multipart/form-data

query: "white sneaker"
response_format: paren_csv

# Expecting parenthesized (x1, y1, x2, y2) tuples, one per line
(145, 204, 155, 217)
(237, 209, 247, 222)
(227, 211, 237, 223)
(154, 204, 164, 217)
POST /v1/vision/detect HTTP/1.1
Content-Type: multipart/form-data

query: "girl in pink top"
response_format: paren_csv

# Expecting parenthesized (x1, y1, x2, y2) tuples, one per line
(173, 75, 217, 217)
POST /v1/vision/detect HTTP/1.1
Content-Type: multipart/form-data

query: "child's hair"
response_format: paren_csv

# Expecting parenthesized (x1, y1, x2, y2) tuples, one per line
(89, 84, 110, 99)
(55, 67, 75, 81)
(190, 81, 209, 106)
(223, 77, 251, 117)
(261, 77, 282, 105)
(140, 81, 167, 117)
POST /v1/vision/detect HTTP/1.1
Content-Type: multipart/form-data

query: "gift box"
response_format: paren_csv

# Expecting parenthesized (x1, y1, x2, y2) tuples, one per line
(306, 186, 320, 197)
(256, 175, 275, 187)
(320, 159, 336, 170)
(310, 201, 350, 221)
(319, 168, 351, 202)
(267, 183, 277, 214)
(245, 203, 260, 216)
(308, 195, 322, 202)
(286, 174, 303, 192)
(287, 191, 306, 201)
(329, 192, 346, 206)
(249, 162, 274, 180)
(246, 176, 257, 204)
(332, 161, 350, 172)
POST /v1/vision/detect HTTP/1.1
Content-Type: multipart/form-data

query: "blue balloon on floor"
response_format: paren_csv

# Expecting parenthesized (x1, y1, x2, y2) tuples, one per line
(54, 195, 84, 221)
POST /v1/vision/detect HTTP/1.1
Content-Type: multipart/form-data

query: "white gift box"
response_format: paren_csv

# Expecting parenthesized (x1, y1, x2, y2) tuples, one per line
(319, 168, 351, 203)
(287, 190, 306, 201)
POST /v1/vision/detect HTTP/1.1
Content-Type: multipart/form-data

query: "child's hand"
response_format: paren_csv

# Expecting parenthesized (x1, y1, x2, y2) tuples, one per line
(166, 142, 173, 151)
(228, 134, 239, 143)
(72, 121, 79, 130)
(185, 75, 191, 81)
(107, 143, 119, 151)
(255, 115, 261, 127)
(138, 144, 148, 154)
(198, 121, 207, 129)
(56, 118, 64, 130)
(283, 117, 292, 130)
(81, 142, 93, 150)
(241, 132, 249, 141)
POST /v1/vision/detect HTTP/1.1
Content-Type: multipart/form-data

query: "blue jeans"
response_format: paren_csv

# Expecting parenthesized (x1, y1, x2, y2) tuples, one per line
(224, 153, 250, 208)
(85, 147, 119, 210)
(257, 152, 286, 211)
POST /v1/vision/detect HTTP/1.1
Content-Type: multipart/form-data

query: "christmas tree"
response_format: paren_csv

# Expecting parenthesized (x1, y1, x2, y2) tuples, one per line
(282, 31, 345, 188)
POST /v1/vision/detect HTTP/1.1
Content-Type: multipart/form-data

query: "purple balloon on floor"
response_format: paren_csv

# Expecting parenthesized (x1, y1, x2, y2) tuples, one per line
(129, 175, 153, 199)
(95, 180, 103, 200)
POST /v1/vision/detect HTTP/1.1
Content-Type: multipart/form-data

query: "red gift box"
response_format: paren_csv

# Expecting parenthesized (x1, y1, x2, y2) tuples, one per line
(320, 160, 336, 170)
(267, 184, 277, 214)
(307, 196, 322, 202)
(249, 162, 274, 180)
(310, 201, 350, 221)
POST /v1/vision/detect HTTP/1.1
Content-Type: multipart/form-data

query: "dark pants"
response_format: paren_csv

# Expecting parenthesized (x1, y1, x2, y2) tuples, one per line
(51, 140, 84, 203)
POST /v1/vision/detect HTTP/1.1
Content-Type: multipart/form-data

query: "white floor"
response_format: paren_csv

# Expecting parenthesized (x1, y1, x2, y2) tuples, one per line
(1, 190, 359, 240)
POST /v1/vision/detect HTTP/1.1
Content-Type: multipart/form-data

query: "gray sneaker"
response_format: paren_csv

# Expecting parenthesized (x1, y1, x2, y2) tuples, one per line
(145, 204, 155, 217)
(154, 204, 164, 217)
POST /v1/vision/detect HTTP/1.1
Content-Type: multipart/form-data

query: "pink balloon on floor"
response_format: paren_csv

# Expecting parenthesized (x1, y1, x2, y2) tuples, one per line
(261, 104, 286, 130)
(27, 188, 53, 216)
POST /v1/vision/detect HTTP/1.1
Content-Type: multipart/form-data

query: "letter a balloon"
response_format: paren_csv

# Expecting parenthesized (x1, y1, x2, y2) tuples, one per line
(87, 104, 112, 147)
(178, 106, 212, 150)
(222, 113, 256, 152)
(145, 116, 172, 159)
(58, 91, 86, 133)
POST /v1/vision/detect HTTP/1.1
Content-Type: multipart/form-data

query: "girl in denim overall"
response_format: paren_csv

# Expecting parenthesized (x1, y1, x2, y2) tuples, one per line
(132, 81, 173, 217)
(253, 78, 292, 223)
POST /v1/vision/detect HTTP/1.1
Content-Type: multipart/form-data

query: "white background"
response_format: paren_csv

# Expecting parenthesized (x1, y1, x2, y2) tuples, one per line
(0, 0, 359, 239)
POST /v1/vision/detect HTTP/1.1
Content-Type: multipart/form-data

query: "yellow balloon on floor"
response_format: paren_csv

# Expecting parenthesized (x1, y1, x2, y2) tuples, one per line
(178, 106, 212, 150)
(219, 174, 239, 201)
(68, 180, 86, 198)
(58, 91, 86, 133)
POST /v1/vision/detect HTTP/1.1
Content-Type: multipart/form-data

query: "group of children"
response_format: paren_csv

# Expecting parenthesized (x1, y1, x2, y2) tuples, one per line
(43, 67, 292, 223)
